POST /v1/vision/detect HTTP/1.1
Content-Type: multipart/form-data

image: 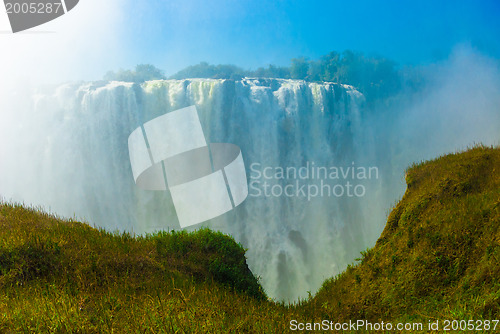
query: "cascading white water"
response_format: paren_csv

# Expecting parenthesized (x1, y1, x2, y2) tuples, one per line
(0, 78, 387, 301)
(3, 50, 500, 301)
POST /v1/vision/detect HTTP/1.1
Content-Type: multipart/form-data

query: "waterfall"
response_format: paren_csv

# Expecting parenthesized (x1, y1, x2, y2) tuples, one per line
(0, 78, 386, 301)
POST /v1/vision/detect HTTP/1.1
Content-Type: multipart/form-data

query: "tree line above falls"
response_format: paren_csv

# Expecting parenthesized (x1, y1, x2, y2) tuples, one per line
(103, 50, 420, 104)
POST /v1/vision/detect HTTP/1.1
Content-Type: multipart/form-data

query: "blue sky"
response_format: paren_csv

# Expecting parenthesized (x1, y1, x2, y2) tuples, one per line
(119, 0, 500, 75)
(1, 0, 499, 82)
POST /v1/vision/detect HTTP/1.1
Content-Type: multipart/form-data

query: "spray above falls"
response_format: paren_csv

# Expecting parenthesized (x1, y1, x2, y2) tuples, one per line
(0, 78, 387, 301)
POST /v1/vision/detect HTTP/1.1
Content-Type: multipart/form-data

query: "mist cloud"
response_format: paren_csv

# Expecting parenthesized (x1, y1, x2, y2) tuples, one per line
(0, 0, 124, 85)
(366, 44, 500, 178)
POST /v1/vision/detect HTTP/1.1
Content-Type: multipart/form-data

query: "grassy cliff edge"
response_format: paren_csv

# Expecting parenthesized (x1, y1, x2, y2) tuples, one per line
(309, 145, 500, 324)
(1, 145, 499, 332)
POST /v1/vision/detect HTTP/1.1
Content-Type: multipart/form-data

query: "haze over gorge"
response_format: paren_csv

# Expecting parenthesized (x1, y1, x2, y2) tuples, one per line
(1, 48, 499, 302)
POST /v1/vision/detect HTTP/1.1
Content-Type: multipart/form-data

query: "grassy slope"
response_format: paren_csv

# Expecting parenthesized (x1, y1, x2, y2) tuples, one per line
(308, 145, 500, 324)
(0, 206, 303, 332)
(0, 146, 499, 332)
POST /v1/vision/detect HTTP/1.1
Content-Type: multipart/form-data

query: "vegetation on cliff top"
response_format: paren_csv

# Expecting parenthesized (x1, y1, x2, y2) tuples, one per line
(308, 145, 500, 324)
(103, 49, 403, 104)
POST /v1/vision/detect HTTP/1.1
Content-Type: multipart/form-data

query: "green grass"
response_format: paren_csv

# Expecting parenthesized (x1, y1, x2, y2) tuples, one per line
(1, 145, 499, 333)
(0, 204, 305, 332)
(307, 145, 500, 326)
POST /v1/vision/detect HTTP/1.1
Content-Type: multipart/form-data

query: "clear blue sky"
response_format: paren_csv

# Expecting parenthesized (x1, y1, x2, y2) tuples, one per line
(118, 0, 500, 75)
(1, 0, 498, 82)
